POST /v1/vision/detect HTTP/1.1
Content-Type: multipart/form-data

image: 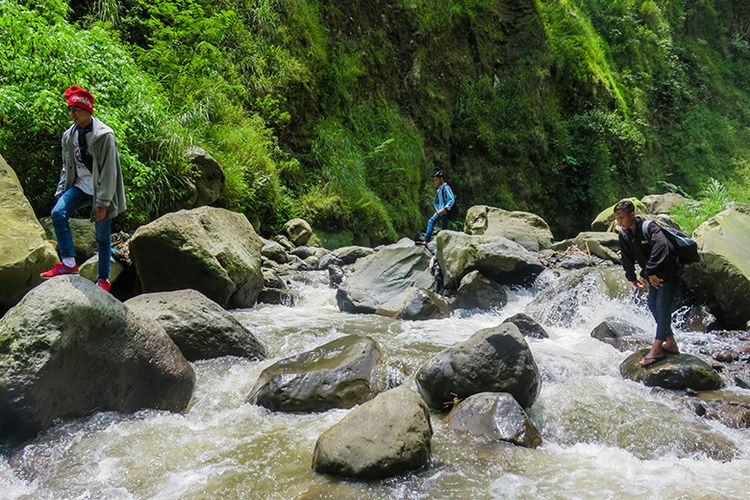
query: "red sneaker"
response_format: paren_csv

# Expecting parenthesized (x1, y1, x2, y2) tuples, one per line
(96, 279, 111, 293)
(40, 262, 79, 279)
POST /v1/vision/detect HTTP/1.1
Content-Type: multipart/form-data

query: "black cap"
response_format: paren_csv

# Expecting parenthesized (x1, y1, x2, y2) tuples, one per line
(433, 170, 444, 178)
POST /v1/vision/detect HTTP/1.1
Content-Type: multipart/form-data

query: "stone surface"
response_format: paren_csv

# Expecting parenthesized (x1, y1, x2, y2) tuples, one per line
(620, 350, 723, 391)
(0, 155, 59, 312)
(261, 239, 289, 264)
(78, 254, 125, 284)
(502, 313, 549, 339)
(129, 207, 263, 309)
(331, 246, 375, 265)
(571, 232, 621, 263)
(40, 216, 98, 261)
(464, 205, 553, 251)
(272, 234, 296, 252)
(316, 253, 344, 270)
(416, 323, 541, 411)
(125, 289, 266, 361)
(590, 318, 651, 351)
(284, 218, 313, 246)
(249, 335, 383, 412)
(591, 197, 647, 231)
(436, 231, 544, 289)
(642, 193, 686, 215)
(0, 276, 195, 441)
(186, 146, 225, 207)
(447, 392, 542, 448)
(451, 270, 508, 312)
(328, 265, 345, 288)
(336, 239, 435, 314)
(257, 287, 296, 306)
(312, 385, 432, 479)
(376, 287, 450, 320)
(681, 204, 750, 329)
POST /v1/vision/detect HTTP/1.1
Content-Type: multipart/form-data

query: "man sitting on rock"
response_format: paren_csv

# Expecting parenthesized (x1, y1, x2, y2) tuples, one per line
(39, 85, 126, 292)
(615, 199, 680, 366)
(418, 170, 455, 246)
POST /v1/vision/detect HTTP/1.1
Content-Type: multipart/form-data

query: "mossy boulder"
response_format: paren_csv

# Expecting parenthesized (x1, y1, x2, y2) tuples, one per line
(681, 204, 750, 329)
(375, 287, 450, 320)
(186, 146, 225, 207)
(0, 276, 195, 441)
(79, 254, 125, 284)
(591, 197, 647, 231)
(620, 350, 723, 391)
(590, 318, 650, 351)
(641, 193, 687, 215)
(416, 323, 541, 411)
(126, 289, 266, 361)
(283, 218, 313, 246)
(312, 385, 432, 479)
(249, 335, 383, 412)
(502, 313, 549, 339)
(448, 392, 542, 448)
(0, 155, 59, 313)
(261, 239, 290, 264)
(464, 205, 553, 251)
(129, 207, 263, 309)
(436, 231, 544, 289)
(40, 216, 98, 261)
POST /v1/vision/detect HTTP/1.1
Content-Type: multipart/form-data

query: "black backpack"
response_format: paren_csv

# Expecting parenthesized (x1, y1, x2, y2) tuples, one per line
(622, 219, 701, 265)
(442, 182, 459, 220)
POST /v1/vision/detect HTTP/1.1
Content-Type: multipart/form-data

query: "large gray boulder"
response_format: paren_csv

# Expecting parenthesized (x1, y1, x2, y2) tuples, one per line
(451, 270, 508, 312)
(186, 146, 225, 207)
(552, 232, 621, 263)
(0, 276, 195, 441)
(502, 313, 549, 339)
(464, 205, 553, 251)
(416, 323, 541, 411)
(681, 204, 750, 329)
(249, 335, 383, 412)
(436, 231, 544, 289)
(591, 198, 647, 231)
(312, 385, 432, 479)
(125, 289, 266, 361)
(261, 239, 289, 264)
(590, 318, 650, 351)
(129, 207, 264, 308)
(336, 239, 435, 314)
(0, 155, 59, 313)
(375, 287, 450, 320)
(283, 218, 313, 246)
(332, 246, 374, 265)
(40, 217, 97, 261)
(642, 193, 686, 214)
(447, 392, 542, 448)
(620, 350, 723, 391)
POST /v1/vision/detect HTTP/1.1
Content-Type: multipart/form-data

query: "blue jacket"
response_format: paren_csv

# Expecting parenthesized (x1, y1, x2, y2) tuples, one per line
(434, 183, 455, 213)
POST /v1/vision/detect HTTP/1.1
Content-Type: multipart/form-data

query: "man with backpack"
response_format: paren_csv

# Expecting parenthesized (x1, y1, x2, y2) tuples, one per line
(615, 199, 683, 366)
(419, 170, 455, 246)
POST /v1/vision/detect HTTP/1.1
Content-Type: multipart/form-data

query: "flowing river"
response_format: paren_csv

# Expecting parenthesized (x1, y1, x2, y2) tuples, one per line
(2, 269, 749, 498)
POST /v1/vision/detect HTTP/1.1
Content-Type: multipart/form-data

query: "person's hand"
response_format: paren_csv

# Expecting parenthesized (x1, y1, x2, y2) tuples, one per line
(632, 279, 646, 291)
(648, 274, 663, 289)
(437, 208, 446, 216)
(94, 205, 107, 221)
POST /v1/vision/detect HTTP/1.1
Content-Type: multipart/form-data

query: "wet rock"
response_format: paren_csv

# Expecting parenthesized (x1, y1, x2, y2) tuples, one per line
(375, 287, 450, 320)
(436, 231, 544, 289)
(559, 254, 596, 270)
(561, 232, 621, 264)
(249, 335, 384, 412)
(451, 270, 508, 312)
(332, 245, 374, 265)
(674, 304, 716, 332)
(681, 204, 750, 329)
(40, 216, 97, 261)
(261, 239, 289, 264)
(0, 276, 195, 441)
(303, 255, 319, 269)
(291, 245, 326, 260)
(695, 391, 750, 429)
(257, 288, 296, 306)
(263, 269, 285, 289)
(129, 207, 263, 309)
(642, 193, 687, 215)
(186, 146, 225, 207)
(0, 155, 59, 313)
(502, 313, 549, 339)
(272, 234, 296, 252)
(328, 265, 344, 288)
(312, 385, 432, 479)
(283, 218, 313, 246)
(735, 374, 750, 389)
(447, 392, 541, 448)
(416, 323, 541, 411)
(125, 289, 265, 361)
(463, 205, 553, 251)
(620, 350, 723, 391)
(591, 197, 647, 231)
(590, 318, 651, 351)
(316, 253, 344, 270)
(712, 350, 734, 363)
(336, 239, 434, 314)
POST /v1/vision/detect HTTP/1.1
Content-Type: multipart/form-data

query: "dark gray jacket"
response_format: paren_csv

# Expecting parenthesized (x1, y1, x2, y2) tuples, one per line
(618, 217, 679, 282)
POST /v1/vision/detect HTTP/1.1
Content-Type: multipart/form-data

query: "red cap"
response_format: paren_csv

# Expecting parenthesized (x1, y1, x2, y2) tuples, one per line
(65, 86, 94, 113)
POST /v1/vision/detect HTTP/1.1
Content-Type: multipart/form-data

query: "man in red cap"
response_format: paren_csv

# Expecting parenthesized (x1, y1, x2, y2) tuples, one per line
(40, 86, 126, 292)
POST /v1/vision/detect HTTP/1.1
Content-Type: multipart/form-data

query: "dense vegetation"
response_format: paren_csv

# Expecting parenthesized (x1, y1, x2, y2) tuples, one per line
(2, 0, 749, 244)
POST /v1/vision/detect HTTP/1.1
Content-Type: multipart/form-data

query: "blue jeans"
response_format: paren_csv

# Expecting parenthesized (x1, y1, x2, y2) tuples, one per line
(51, 187, 112, 280)
(424, 213, 447, 242)
(646, 278, 677, 342)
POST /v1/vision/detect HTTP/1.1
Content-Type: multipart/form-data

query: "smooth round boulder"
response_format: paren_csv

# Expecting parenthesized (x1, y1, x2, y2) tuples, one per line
(0, 155, 59, 313)
(501, 313, 549, 339)
(447, 392, 541, 448)
(312, 385, 432, 479)
(375, 287, 450, 320)
(416, 323, 541, 410)
(125, 289, 266, 361)
(79, 254, 124, 284)
(591, 318, 650, 351)
(436, 231, 544, 289)
(642, 193, 686, 215)
(316, 253, 345, 270)
(129, 207, 263, 309)
(40, 216, 98, 261)
(284, 218, 313, 246)
(249, 335, 383, 412)
(591, 198, 647, 231)
(261, 239, 289, 264)
(0, 276, 195, 441)
(451, 270, 508, 312)
(186, 146, 225, 207)
(464, 205, 553, 251)
(331, 246, 374, 265)
(620, 350, 723, 390)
